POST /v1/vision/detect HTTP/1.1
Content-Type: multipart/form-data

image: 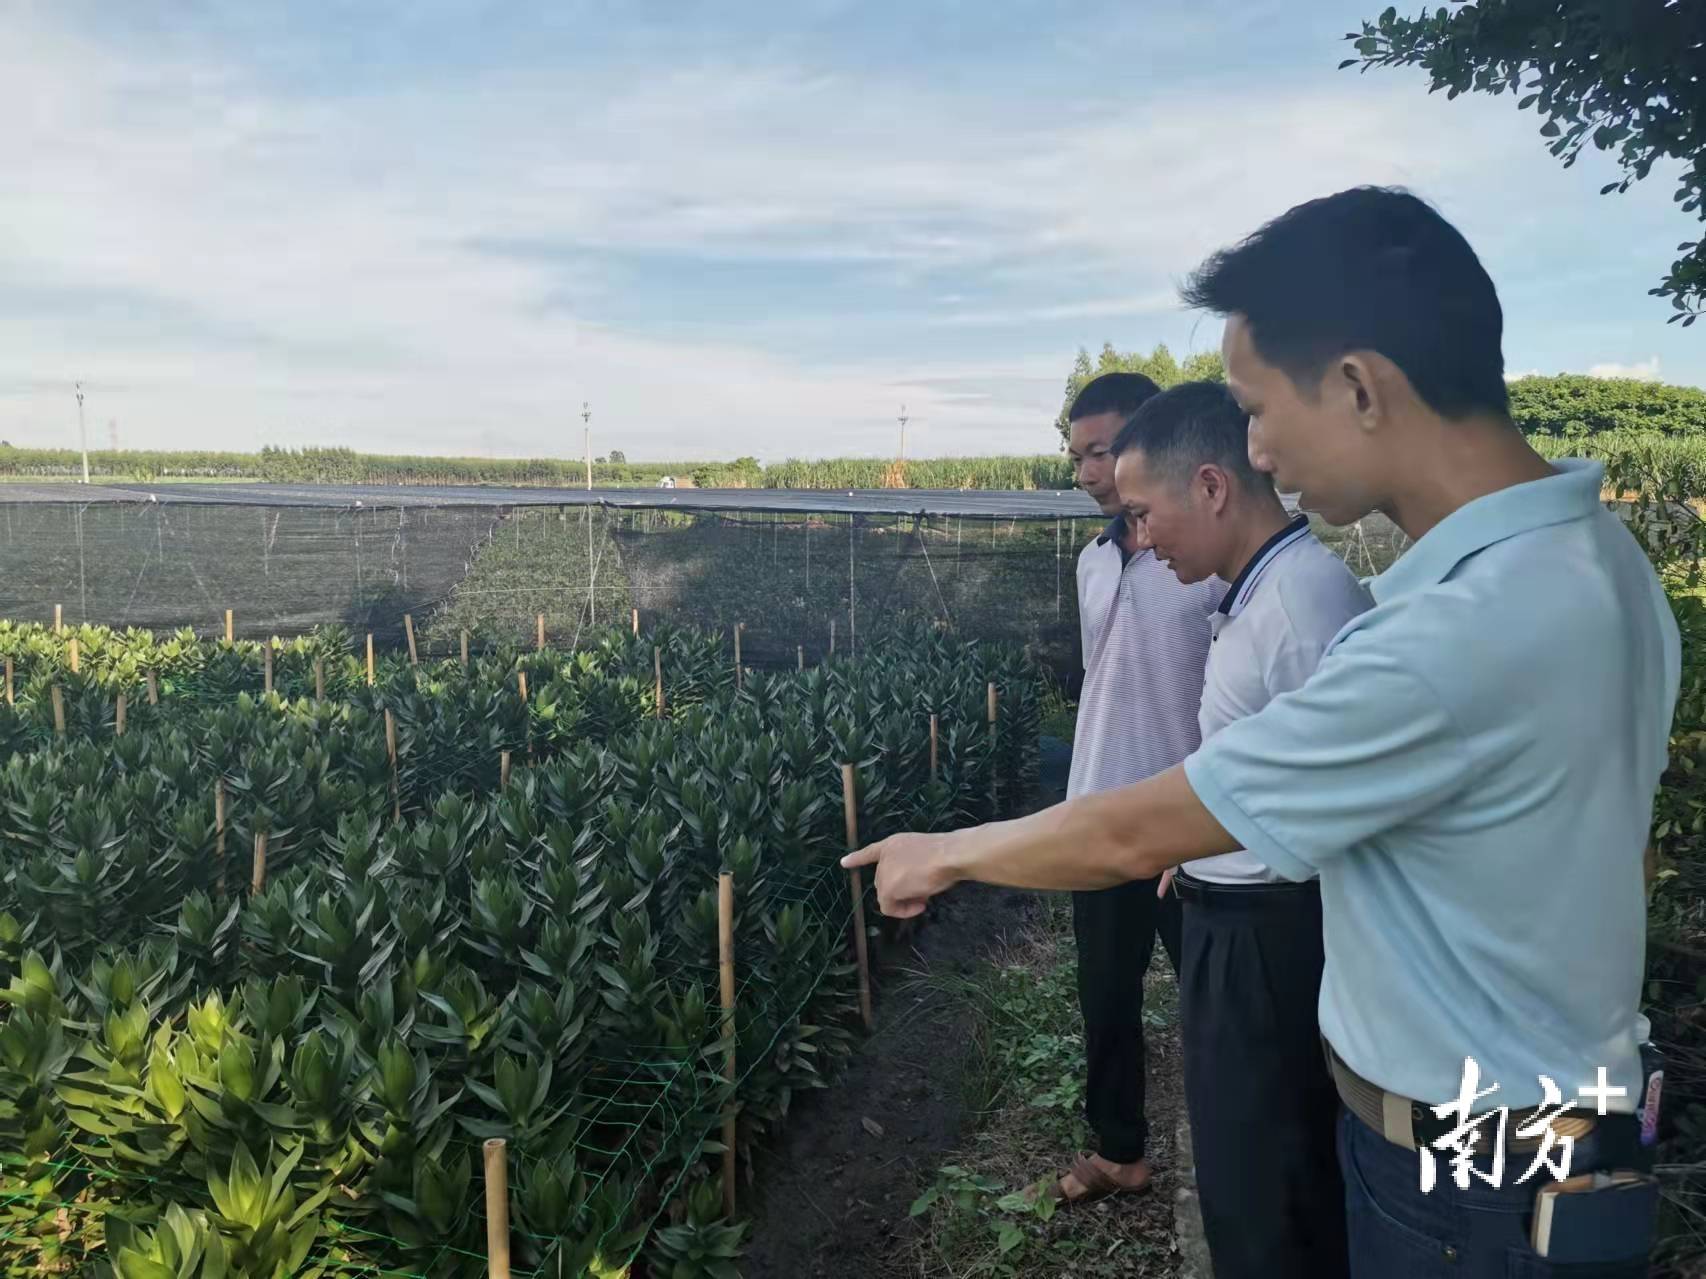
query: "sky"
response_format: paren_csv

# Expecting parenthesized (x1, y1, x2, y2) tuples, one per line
(0, 0, 1699, 463)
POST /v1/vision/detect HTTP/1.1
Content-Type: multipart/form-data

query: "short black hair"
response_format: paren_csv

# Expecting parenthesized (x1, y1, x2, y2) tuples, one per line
(1111, 380, 1269, 492)
(1068, 371, 1163, 422)
(1180, 186, 1508, 419)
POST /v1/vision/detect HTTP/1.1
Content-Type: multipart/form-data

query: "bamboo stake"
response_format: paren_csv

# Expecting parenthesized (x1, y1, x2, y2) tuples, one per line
(225, 609, 234, 645)
(53, 604, 62, 634)
(384, 709, 401, 822)
(797, 645, 804, 672)
(365, 634, 375, 686)
(263, 641, 274, 694)
(68, 637, 80, 674)
(987, 682, 999, 813)
(841, 763, 875, 1030)
(631, 608, 639, 637)
(3, 656, 12, 706)
(460, 630, 470, 667)
(830, 618, 837, 656)
(653, 646, 664, 717)
(718, 871, 738, 1217)
(517, 670, 528, 702)
(146, 670, 158, 705)
(214, 780, 226, 900)
(733, 623, 743, 691)
(251, 831, 268, 895)
(115, 694, 126, 738)
(929, 713, 939, 781)
(499, 749, 512, 789)
(536, 613, 546, 652)
(51, 685, 65, 736)
(404, 614, 419, 666)
(483, 1138, 511, 1279)
(313, 658, 325, 703)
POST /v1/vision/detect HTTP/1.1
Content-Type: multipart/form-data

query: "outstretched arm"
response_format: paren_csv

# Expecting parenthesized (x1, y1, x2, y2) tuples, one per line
(841, 764, 1238, 917)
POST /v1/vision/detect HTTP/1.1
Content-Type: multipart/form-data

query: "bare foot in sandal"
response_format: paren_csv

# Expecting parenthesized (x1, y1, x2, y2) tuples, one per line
(1052, 1152, 1155, 1204)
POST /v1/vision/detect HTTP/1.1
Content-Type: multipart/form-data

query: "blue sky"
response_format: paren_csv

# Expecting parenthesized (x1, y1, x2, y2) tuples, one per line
(0, 0, 1697, 462)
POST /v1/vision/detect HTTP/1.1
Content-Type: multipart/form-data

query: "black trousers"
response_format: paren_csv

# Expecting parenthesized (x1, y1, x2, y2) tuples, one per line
(1071, 874, 1181, 1164)
(1178, 873, 1348, 1279)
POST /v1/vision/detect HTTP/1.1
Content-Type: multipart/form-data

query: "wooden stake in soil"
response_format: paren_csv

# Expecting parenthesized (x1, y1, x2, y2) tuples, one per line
(384, 709, 401, 823)
(929, 713, 939, 781)
(3, 656, 12, 707)
(225, 610, 234, 645)
(841, 762, 875, 1030)
(214, 780, 227, 899)
(499, 749, 512, 789)
(536, 613, 546, 652)
(718, 871, 738, 1218)
(733, 623, 743, 691)
(829, 618, 837, 656)
(460, 629, 470, 668)
(987, 682, 999, 813)
(68, 637, 80, 674)
(653, 645, 664, 717)
(313, 658, 325, 703)
(145, 670, 158, 705)
(483, 1138, 512, 1279)
(797, 645, 805, 672)
(53, 604, 62, 635)
(114, 694, 126, 738)
(631, 608, 639, 637)
(263, 641, 274, 694)
(365, 634, 376, 686)
(404, 614, 419, 666)
(251, 831, 268, 895)
(50, 685, 65, 736)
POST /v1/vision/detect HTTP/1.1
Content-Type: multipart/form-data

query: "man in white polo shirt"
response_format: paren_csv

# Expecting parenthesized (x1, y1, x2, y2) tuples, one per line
(847, 188, 1679, 1273)
(1113, 380, 1369, 1278)
(1054, 372, 1221, 1204)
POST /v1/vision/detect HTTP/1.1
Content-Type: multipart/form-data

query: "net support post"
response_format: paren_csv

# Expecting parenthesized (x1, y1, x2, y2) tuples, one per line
(53, 604, 62, 635)
(251, 831, 268, 896)
(313, 658, 325, 704)
(484, 1138, 511, 1279)
(225, 609, 234, 645)
(384, 708, 401, 823)
(3, 657, 11, 707)
(50, 685, 65, 736)
(365, 634, 375, 686)
(404, 614, 419, 666)
(929, 713, 939, 782)
(146, 671, 158, 705)
(987, 682, 999, 814)
(114, 694, 126, 738)
(842, 762, 875, 1030)
(214, 780, 227, 900)
(653, 646, 664, 717)
(263, 640, 274, 695)
(68, 637, 79, 674)
(719, 871, 738, 1218)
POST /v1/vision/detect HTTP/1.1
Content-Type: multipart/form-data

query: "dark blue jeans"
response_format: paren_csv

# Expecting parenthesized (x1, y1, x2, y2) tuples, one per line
(1339, 1109, 1651, 1277)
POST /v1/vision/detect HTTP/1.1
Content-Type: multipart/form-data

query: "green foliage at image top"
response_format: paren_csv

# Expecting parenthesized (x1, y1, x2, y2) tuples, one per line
(1053, 342, 1226, 444)
(1510, 374, 1706, 438)
(1345, 0, 1706, 322)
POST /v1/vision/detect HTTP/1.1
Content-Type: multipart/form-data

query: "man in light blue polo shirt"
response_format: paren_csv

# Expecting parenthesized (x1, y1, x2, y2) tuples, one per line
(845, 187, 1679, 1274)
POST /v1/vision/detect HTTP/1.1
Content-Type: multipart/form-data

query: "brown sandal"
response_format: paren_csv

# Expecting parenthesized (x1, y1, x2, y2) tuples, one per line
(1050, 1153, 1152, 1205)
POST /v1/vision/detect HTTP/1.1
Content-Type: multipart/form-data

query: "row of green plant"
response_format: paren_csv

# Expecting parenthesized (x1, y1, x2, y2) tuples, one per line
(0, 620, 1041, 1277)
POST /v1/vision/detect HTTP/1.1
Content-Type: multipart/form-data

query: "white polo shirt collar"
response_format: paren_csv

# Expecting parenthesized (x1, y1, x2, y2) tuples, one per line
(1218, 513, 1311, 618)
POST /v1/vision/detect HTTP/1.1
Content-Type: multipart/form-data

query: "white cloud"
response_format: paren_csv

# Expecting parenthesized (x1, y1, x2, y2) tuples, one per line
(0, 8, 1571, 461)
(1587, 357, 1662, 382)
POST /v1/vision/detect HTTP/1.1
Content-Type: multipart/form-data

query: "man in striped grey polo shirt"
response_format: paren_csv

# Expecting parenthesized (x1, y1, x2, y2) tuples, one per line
(1117, 380, 1369, 1278)
(1055, 372, 1222, 1203)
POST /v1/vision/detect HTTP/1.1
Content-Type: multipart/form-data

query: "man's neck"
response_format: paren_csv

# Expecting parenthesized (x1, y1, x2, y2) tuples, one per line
(1213, 495, 1294, 586)
(1381, 414, 1556, 541)
(1116, 514, 1146, 557)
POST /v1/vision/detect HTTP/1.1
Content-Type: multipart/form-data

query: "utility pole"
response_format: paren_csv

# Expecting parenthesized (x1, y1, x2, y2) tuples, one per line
(582, 401, 592, 491)
(898, 404, 909, 460)
(75, 383, 89, 484)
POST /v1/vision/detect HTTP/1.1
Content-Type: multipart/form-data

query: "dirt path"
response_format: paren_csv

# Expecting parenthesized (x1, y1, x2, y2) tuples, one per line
(741, 881, 1038, 1278)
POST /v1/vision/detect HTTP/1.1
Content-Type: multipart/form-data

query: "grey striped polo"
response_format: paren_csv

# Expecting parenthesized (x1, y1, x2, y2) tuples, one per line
(1068, 518, 1223, 802)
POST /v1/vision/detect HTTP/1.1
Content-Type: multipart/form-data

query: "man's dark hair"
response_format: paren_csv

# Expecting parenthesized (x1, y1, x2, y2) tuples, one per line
(1112, 380, 1270, 493)
(1068, 371, 1163, 423)
(1180, 186, 1508, 419)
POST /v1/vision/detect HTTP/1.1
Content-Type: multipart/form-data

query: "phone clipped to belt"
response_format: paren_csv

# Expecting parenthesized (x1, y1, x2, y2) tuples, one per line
(1530, 1170, 1659, 1262)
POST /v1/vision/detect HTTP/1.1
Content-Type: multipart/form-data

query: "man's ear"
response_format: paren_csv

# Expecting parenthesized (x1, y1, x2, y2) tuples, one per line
(1197, 463, 1232, 513)
(1336, 353, 1384, 433)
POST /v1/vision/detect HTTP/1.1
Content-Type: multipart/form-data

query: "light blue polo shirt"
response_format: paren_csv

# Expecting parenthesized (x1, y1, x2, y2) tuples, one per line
(1184, 459, 1679, 1111)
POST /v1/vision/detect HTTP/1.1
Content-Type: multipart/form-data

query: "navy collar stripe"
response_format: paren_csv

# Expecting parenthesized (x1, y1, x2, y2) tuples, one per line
(1219, 513, 1311, 616)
